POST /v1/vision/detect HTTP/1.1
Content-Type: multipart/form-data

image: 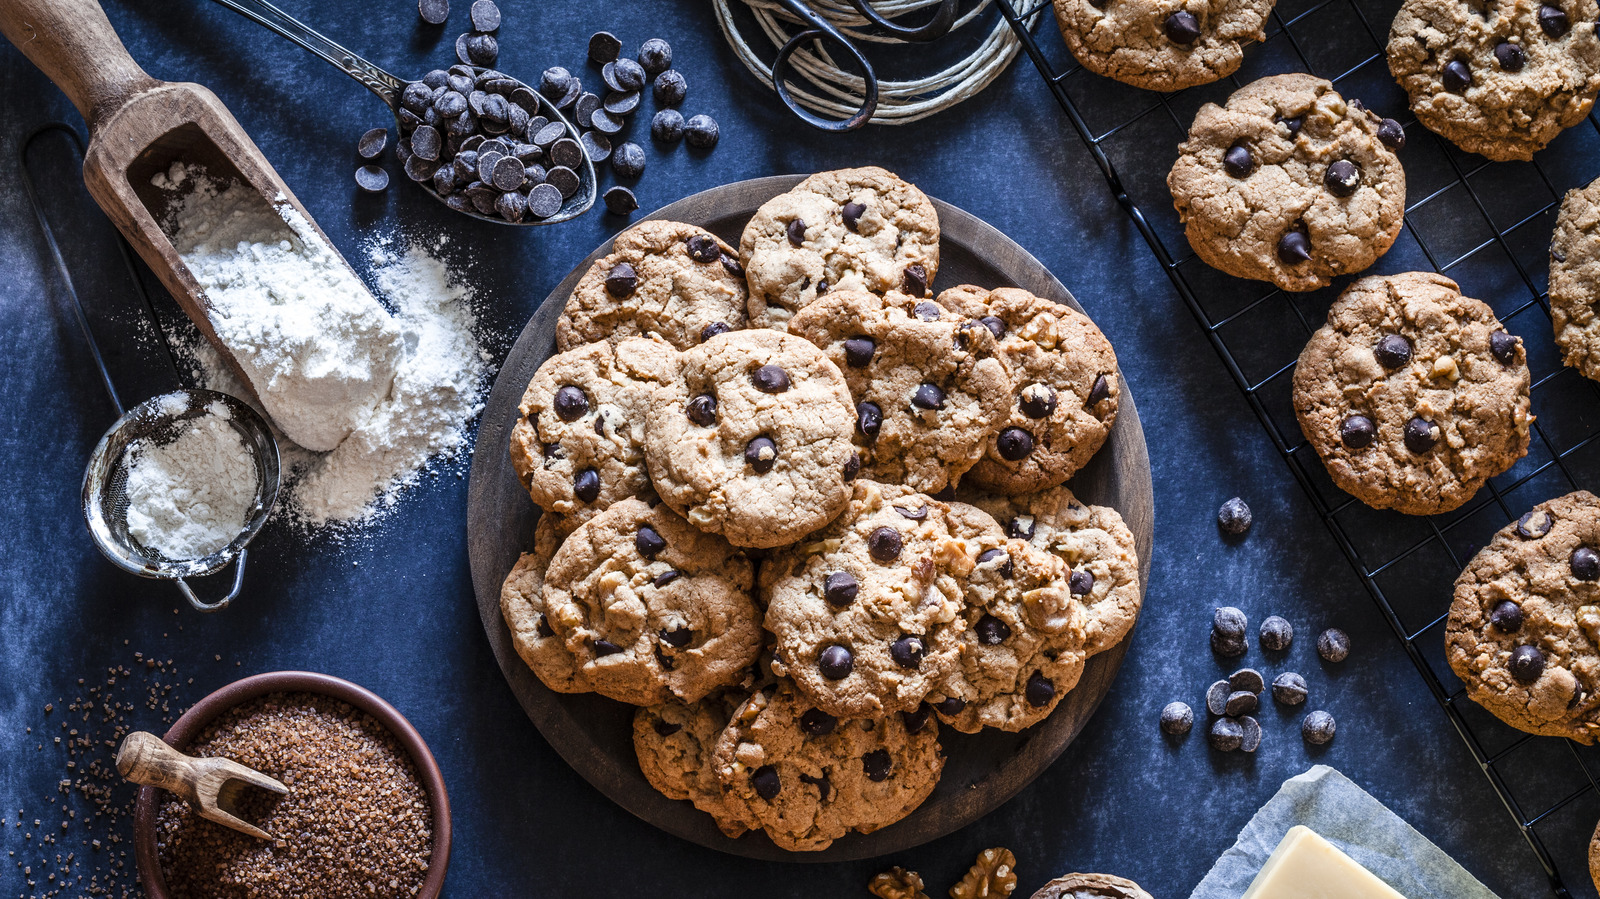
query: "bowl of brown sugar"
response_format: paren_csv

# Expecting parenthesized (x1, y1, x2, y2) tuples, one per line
(133, 671, 451, 899)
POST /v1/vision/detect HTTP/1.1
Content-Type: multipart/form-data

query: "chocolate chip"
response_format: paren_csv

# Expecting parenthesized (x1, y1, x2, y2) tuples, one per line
(1518, 509, 1554, 539)
(470, 0, 500, 31)
(844, 453, 861, 481)
(541, 442, 562, 460)
(1206, 680, 1231, 716)
(1218, 497, 1252, 536)
(654, 70, 688, 108)
(574, 468, 600, 503)
(535, 613, 554, 638)
(1019, 384, 1058, 419)
(752, 765, 780, 800)
(752, 364, 790, 393)
(1259, 615, 1292, 651)
(975, 614, 1011, 645)
(1087, 373, 1112, 406)
(1510, 644, 1546, 683)
(1317, 628, 1350, 663)
(857, 401, 883, 440)
(602, 262, 638, 299)
(1069, 570, 1094, 595)
(903, 263, 929, 296)
(1213, 633, 1247, 659)
(491, 154, 526, 191)
(652, 570, 680, 588)
(357, 127, 387, 160)
(1209, 717, 1244, 751)
(720, 254, 744, 278)
(1340, 414, 1376, 449)
(839, 201, 868, 232)
(1374, 334, 1412, 369)
(579, 131, 611, 164)
(890, 636, 925, 668)
(659, 626, 691, 648)
(1494, 41, 1526, 72)
(638, 38, 672, 75)
(1225, 690, 1258, 717)
(1238, 715, 1262, 753)
(402, 81, 435, 114)
(786, 218, 807, 247)
(800, 708, 837, 736)
(550, 137, 585, 170)
(1443, 59, 1472, 92)
(1376, 118, 1406, 150)
(1272, 672, 1308, 706)
(863, 748, 892, 782)
(554, 385, 589, 421)
(843, 336, 875, 368)
(531, 182, 567, 218)
(745, 436, 778, 473)
(912, 383, 945, 410)
(403, 154, 437, 184)
(493, 191, 526, 222)
(1224, 142, 1253, 178)
(1403, 417, 1437, 453)
(604, 90, 641, 117)
(868, 526, 903, 562)
(635, 525, 666, 559)
(819, 644, 853, 679)
(684, 114, 719, 149)
(419, 0, 449, 25)
(1007, 516, 1035, 541)
(1025, 671, 1055, 707)
(902, 704, 932, 734)
(976, 548, 1012, 578)
(1540, 3, 1570, 36)
(1489, 600, 1523, 633)
(463, 32, 498, 67)
(979, 315, 1006, 339)
(1229, 668, 1265, 695)
(997, 427, 1034, 460)
(1324, 159, 1360, 197)
(540, 67, 573, 98)
(1163, 10, 1201, 42)
(593, 638, 623, 656)
(355, 165, 389, 193)
(1160, 701, 1194, 736)
(798, 772, 831, 801)
(1573, 547, 1600, 580)
(588, 31, 622, 64)
(1280, 115, 1303, 137)
(1214, 606, 1248, 640)
(1278, 228, 1311, 263)
(1301, 710, 1336, 745)
(651, 107, 685, 143)
(1490, 330, 1517, 365)
(934, 697, 966, 715)
(824, 572, 858, 608)
(611, 141, 645, 179)
(895, 505, 929, 521)
(686, 394, 716, 426)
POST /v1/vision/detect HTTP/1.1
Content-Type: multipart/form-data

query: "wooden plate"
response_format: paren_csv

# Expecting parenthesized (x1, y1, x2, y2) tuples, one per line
(466, 175, 1154, 861)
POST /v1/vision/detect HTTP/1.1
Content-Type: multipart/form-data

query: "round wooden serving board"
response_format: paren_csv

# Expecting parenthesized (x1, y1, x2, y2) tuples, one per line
(466, 175, 1154, 861)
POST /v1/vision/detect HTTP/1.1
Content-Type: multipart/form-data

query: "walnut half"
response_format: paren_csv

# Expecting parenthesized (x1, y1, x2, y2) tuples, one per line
(1028, 873, 1153, 899)
(950, 848, 1018, 899)
(869, 866, 931, 899)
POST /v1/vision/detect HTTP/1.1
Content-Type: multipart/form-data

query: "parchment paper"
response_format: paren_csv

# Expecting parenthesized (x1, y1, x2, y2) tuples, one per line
(1188, 765, 1499, 899)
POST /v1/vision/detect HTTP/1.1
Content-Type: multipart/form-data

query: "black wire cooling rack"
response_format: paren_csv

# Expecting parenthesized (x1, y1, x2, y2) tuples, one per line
(993, 0, 1600, 894)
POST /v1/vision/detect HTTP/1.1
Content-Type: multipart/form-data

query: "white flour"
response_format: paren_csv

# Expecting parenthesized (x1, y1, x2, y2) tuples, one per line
(124, 396, 258, 560)
(167, 232, 490, 532)
(157, 163, 403, 452)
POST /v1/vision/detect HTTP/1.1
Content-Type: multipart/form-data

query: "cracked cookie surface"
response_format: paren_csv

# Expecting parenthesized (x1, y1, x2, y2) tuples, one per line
(1053, 0, 1274, 91)
(1550, 177, 1600, 381)
(1293, 271, 1532, 516)
(633, 691, 756, 837)
(500, 513, 590, 694)
(1168, 73, 1407, 292)
(558, 219, 749, 352)
(1388, 0, 1600, 161)
(645, 329, 858, 548)
(1447, 491, 1600, 743)
(740, 167, 940, 330)
(789, 289, 1012, 494)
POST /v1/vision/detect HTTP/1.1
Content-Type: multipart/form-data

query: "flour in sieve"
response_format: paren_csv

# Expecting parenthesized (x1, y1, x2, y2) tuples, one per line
(124, 397, 258, 560)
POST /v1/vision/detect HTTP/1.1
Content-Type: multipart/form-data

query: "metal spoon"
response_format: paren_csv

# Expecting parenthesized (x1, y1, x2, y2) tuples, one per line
(207, 0, 595, 225)
(117, 731, 289, 840)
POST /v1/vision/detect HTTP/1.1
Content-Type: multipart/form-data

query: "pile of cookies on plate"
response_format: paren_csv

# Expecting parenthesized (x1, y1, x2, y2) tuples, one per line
(498, 166, 1142, 850)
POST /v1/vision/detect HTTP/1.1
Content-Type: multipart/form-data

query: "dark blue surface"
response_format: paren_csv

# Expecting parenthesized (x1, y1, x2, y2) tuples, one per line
(0, 1, 1567, 896)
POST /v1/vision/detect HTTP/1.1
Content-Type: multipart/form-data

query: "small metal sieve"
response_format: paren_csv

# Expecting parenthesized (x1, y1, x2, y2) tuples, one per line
(82, 390, 280, 612)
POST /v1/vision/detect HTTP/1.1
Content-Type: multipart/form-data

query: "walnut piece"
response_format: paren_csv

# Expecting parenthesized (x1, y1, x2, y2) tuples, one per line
(950, 848, 1018, 899)
(869, 866, 931, 899)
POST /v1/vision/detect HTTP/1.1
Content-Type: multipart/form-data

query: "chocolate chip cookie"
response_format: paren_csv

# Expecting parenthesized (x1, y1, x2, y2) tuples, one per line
(1549, 176, 1600, 381)
(1293, 272, 1533, 516)
(961, 485, 1142, 656)
(937, 285, 1120, 494)
(557, 220, 749, 352)
(710, 682, 944, 851)
(1388, 0, 1600, 161)
(929, 503, 1089, 733)
(645, 329, 858, 548)
(788, 288, 1013, 494)
(1168, 74, 1407, 292)
(762, 481, 979, 718)
(1053, 0, 1274, 92)
(500, 513, 590, 694)
(1446, 491, 1600, 743)
(542, 497, 760, 705)
(509, 337, 680, 524)
(633, 691, 756, 838)
(740, 167, 941, 330)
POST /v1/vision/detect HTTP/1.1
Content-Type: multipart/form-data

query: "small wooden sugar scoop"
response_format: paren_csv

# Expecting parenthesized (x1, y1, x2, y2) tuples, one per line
(116, 731, 288, 840)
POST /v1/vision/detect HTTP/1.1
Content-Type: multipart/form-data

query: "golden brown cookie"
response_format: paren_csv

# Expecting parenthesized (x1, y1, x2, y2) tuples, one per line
(500, 514, 589, 694)
(632, 691, 756, 838)
(1550, 176, 1600, 381)
(1054, 0, 1274, 92)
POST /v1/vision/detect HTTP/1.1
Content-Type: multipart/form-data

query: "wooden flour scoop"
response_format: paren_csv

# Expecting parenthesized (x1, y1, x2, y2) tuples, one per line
(116, 731, 289, 840)
(0, 0, 364, 410)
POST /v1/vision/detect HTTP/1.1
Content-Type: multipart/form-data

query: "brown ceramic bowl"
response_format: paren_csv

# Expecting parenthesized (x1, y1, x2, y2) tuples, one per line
(133, 671, 451, 898)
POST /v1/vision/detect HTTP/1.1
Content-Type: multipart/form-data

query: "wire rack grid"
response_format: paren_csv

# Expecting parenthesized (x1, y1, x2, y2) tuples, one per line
(990, 0, 1600, 894)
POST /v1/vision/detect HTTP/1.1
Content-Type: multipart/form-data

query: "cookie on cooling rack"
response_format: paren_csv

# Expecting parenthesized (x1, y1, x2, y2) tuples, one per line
(1550, 176, 1600, 382)
(1053, 0, 1275, 92)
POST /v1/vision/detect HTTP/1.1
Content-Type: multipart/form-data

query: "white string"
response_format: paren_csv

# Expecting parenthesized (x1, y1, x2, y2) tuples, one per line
(713, 0, 1044, 126)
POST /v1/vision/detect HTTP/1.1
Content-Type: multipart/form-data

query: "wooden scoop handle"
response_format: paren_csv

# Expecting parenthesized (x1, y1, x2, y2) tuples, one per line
(0, 0, 159, 126)
(116, 730, 199, 799)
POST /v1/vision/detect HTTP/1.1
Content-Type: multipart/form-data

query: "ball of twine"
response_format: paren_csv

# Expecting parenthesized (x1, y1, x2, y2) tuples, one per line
(712, 0, 1043, 126)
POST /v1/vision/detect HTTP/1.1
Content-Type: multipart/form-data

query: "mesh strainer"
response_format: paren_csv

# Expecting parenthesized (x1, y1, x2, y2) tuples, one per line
(82, 389, 280, 612)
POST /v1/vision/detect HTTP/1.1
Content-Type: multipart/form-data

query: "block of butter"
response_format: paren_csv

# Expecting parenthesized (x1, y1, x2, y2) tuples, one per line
(1241, 826, 1408, 898)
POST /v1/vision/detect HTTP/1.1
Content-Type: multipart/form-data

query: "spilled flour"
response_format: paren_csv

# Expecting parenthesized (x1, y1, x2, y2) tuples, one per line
(167, 231, 491, 532)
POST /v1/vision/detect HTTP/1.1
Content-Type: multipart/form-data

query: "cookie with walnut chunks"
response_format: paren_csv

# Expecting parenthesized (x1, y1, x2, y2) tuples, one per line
(499, 513, 589, 694)
(1053, 0, 1275, 92)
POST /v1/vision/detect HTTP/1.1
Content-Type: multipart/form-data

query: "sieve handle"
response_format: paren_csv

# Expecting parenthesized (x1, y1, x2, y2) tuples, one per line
(175, 548, 248, 612)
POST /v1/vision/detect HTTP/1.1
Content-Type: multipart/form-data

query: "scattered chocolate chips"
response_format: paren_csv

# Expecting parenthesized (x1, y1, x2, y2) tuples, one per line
(1209, 717, 1244, 751)
(1374, 334, 1412, 369)
(470, 0, 501, 30)
(1272, 672, 1308, 706)
(702, 321, 731, 341)
(819, 644, 854, 679)
(1489, 600, 1524, 633)
(996, 427, 1034, 461)
(1324, 159, 1360, 197)
(1229, 668, 1265, 695)
(1494, 40, 1526, 72)
(857, 401, 883, 440)
(652, 570, 680, 588)
(1443, 58, 1472, 92)
(1377, 118, 1406, 150)
(1087, 373, 1112, 407)
(685, 114, 720, 149)
(589, 31, 623, 65)
(355, 165, 390, 193)
(357, 127, 388, 160)
(1509, 644, 1546, 683)
(1539, 3, 1570, 36)
(800, 708, 837, 736)
(1278, 228, 1311, 263)
(1161, 701, 1194, 736)
(639, 38, 672, 75)
(868, 526, 903, 562)
(1489, 330, 1517, 365)
(635, 525, 666, 559)
(1301, 710, 1336, 745)
(913, 301, 942, 321)
(1317, 628, 1350, 663)
(1517, 509, 1554, 539)
(842, 201, 866, 231)
(686, 234, 720, 263)
(979, 315, 1006, 339)
(1025, 671, 1055, 707)
(745, 436, 778, 473)
(1572, 547, 1600, 580)
(976, 614, 1012, 645)
(1259, 615, 1292, 651)
(1225, 690, 1258, 717)
(1006, 515, 1035, 541)
(844, 453, 861, 481)
(602, 186, 637, 214)
(1340, 414, 1376, 449)
(1214, 606, 1248, 641)
(890, 636, 925, 669)
(1206, 680, 1231, 717)
(1238, 715, 1263, 753)
(1280, 115, 1303, 138)
(654, 70, 688, 107)
(612, 141, 646, 178)
(824, 572, 859, 608)
(895, 505, 929, 521)
(1403, 417, 1437, 453)
(1163, 10, 1201, 43)
(752, 765, 781, 800)
(1223, 142, 1253, 178)
(1218, 497, 1252, 536)
(419, 0, 449, 25)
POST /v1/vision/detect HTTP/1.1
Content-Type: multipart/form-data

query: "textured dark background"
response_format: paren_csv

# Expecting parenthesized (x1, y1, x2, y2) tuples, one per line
(0, 0, 1579, 896)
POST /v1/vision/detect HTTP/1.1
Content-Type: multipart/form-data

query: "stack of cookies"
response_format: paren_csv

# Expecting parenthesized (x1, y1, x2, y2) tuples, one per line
(498, 166, 1142, 850)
